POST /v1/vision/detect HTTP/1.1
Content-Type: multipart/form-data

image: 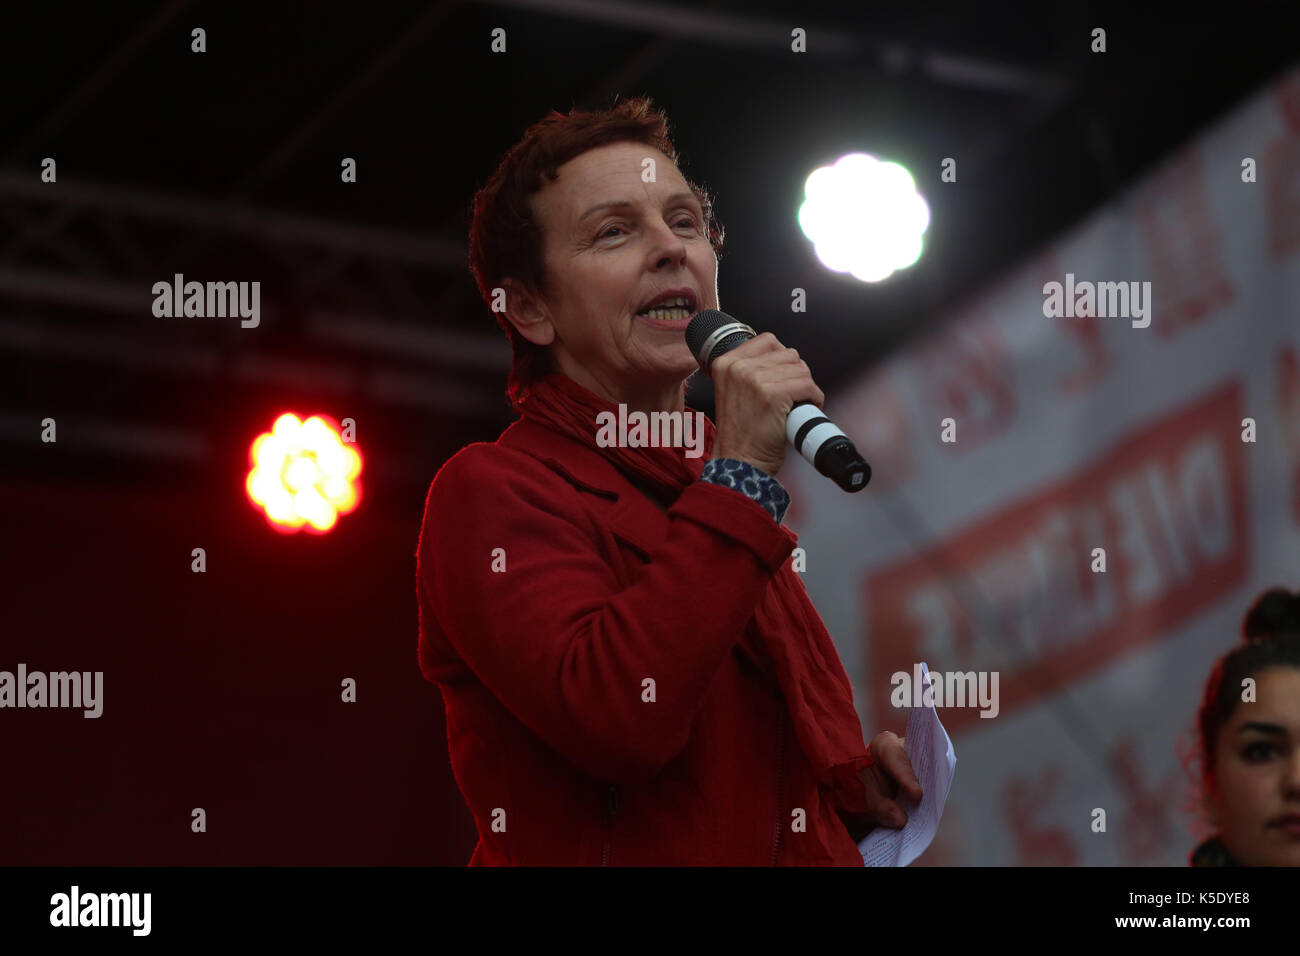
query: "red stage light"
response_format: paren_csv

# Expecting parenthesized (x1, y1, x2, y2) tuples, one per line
(245, 413, 362, 534)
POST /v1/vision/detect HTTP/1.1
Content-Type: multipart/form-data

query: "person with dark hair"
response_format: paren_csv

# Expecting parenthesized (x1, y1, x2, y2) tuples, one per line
(415, 96, 921, 865)
(1190, 587, 1300, 865)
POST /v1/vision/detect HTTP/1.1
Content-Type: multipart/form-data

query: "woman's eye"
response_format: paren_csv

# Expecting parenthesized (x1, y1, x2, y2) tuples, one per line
(599, 217, 696, 240)
(1242, 742, 1279, 761)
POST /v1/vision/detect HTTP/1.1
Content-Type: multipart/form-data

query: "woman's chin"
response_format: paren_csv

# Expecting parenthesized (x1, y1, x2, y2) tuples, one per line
(662, 351, 701, 379)
(633, 338, 697, 373)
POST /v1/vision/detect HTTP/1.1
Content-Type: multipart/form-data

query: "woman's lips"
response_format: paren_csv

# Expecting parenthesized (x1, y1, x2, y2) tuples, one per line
(1273, 817, 1300, 837)
(636, 310, 697, 330)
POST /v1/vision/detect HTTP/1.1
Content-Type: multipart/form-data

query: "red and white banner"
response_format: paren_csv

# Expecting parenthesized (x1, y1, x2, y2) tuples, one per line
(786, 62, 1300, 865)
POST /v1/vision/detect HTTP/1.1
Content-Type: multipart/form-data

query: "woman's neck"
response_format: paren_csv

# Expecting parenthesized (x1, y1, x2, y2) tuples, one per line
(554, 357, 686, 415)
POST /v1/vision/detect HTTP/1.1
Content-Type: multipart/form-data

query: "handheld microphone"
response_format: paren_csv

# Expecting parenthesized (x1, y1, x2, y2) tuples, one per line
(686, 309, 871, 493)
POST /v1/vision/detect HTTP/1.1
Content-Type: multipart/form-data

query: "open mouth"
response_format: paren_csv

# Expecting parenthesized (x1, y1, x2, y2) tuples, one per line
(635, 292, 697, 321)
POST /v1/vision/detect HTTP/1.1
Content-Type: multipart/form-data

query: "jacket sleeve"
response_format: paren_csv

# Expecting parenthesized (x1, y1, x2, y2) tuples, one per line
(417, 443, 796, 787)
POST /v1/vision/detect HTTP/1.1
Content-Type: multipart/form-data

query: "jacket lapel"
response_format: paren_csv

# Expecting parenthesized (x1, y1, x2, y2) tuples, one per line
(497, 418, 666, 558)
(497, 417, 779, 690)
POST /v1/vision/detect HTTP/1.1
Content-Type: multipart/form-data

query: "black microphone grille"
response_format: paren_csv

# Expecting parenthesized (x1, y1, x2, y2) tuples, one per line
(684, 308, 735, 358)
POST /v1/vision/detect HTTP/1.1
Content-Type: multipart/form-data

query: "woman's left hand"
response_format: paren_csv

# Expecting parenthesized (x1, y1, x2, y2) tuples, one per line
(858, 731, 923, 829)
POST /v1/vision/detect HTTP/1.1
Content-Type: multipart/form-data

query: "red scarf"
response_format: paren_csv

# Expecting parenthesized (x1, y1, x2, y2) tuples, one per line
(518, 371, 877, 824)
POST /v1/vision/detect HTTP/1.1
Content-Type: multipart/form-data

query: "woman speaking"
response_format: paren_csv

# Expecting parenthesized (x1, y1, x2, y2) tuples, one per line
(416, 95, 920, 865)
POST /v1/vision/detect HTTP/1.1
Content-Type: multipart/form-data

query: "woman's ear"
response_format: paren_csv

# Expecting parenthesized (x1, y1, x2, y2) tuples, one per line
(500, 277, 555, 347)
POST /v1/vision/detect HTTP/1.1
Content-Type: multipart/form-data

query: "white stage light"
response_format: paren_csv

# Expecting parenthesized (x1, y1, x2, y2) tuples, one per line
(797, 153, 931, 283)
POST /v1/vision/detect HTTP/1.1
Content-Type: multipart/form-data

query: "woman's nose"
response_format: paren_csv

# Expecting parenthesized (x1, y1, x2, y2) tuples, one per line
(1284, 749, 1300, 796)
(647, 222, 688, 266)
(652, 246, 688, 272)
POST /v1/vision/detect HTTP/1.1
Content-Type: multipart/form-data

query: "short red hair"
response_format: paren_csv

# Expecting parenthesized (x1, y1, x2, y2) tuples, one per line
(467, 95, 726, 411)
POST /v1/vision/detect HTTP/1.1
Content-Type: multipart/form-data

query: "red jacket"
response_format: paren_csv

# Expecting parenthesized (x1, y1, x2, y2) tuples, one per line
(416, 416, 869, 865)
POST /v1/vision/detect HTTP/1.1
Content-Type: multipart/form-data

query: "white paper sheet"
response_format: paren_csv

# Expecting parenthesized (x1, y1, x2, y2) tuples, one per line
(858, 661, 957, 866)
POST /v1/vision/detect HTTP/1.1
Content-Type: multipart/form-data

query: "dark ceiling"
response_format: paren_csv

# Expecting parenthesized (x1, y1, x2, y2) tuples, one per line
(2, 0, 1297, 515)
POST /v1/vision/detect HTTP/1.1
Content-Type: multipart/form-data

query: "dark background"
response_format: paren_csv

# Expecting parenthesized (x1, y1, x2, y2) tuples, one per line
(1, 0, 1296, 864)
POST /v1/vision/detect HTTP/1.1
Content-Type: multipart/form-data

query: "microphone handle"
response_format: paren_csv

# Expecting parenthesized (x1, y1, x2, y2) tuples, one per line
(785, 401, 872, 493)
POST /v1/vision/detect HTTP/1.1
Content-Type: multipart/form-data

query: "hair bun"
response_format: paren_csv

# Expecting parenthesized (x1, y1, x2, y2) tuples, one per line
(1242, 587, 1300, 642)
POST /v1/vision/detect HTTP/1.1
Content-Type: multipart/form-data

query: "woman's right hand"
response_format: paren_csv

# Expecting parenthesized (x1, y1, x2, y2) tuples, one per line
(709, 332, 825, 478)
